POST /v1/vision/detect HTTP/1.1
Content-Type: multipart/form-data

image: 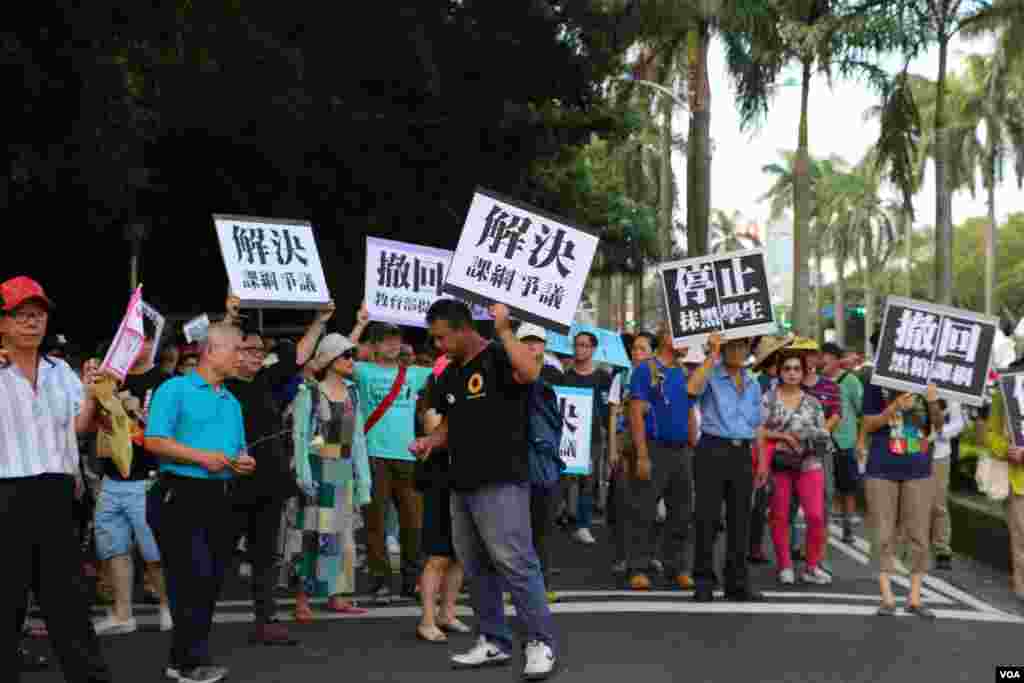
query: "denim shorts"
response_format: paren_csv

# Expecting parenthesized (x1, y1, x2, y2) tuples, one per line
(94, 477, 161, 562)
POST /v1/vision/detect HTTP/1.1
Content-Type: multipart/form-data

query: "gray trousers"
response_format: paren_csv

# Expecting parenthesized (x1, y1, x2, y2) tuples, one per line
(615, 444, 693, 575)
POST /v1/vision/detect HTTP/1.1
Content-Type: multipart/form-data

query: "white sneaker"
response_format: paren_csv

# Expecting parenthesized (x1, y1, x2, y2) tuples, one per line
(649, 559, 665, 574)
(801, 566, 833, 585)
(94, 616, 137, 636)
(160, 607, 174, 632)
(451, 636, 512, 669)
(572, 528, 596, 545)
(177, 666, 228, 683)
(656, 499, 667, 523)
(778, 568, 795, 585)
(524, 640, 556, 680)
(386, 536, 400, 555)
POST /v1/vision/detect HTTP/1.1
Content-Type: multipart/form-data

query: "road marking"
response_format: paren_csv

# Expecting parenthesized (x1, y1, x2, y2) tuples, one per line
(826, 534, 947, 603)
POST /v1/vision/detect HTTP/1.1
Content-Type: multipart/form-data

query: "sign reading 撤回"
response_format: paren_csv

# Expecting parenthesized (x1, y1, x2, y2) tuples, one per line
(213, 214, 330, 309)
(365, 236, 490, 328)
(997, 371, 1024, 448)
(872, 296, 997, 407)
(658, 248, 777, 347)
(442, 188, 599, 335)
(553, 385, 593, 476)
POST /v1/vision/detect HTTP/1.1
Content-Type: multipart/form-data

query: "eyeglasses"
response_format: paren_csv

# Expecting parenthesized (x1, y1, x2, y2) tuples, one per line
(6, 309, 47, 324)
(781, 364, 803, 373)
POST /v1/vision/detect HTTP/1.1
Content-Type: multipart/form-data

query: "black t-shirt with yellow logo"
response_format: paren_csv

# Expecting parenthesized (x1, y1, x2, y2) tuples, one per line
(433, 342, 530, 492)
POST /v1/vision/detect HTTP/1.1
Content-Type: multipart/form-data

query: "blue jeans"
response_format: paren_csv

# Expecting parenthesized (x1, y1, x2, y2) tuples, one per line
(451, 482, 556, 653)
(95, 477, 161, 561)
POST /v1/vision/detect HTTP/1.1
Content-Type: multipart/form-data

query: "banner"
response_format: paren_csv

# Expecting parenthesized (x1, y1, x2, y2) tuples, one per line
(658, 248, 777, 347)
(546, 324, 631, 368)
(365, 236, 490, 328)
(554, 385, 593, 476)
(872, 296, 998, 407)
(100, 287, 146, 382)
(214, 214, 330, 309)
(138, 301, 165, 368)
(998, 371, 1024, 448)
(442, 188, 600, 335)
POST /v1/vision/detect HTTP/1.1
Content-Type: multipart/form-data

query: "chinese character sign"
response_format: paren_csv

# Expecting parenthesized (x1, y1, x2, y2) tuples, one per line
(872, 296, 997, 407)
(365, 237, 490, 328)
(658, 248, 777, 347)
(442, 189, 600, 334)
(213, 214, 330, 309)
(100, 287, 146, 382)
(553, 385, 593, 476)
(138, 301, 165, 368)
(997, 372, 1024, 448)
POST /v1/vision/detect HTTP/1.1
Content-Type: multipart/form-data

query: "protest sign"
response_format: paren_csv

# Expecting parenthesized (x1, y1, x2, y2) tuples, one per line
(138, 301, 165, 368)
(546, 324, 631, 368)
(872, 296, 997, 407)
(554, 385, 593, 476)
(658, 248, 777, 347)
(183, 314, 210, 344)
(100, 287, 146, 382)
(365, 236, 490, 327)
(442, 188, 599, 334)
(998, 372, 1024, 448)
(213, 214, 330, 309)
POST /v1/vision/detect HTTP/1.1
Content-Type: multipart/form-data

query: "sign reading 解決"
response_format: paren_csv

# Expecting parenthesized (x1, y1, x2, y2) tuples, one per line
(872, 296, 997, 407)
(442, 188, 600, 335)
(658, 248, 777, 347)
(554, 385, 593, 476)
(213, 214, 330, 309)
(365, 236, 491, 328)
(997, 372, 1024, 448)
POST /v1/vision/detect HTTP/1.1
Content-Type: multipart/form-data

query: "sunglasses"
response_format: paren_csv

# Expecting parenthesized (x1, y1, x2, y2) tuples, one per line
(340, 349, 357, 360)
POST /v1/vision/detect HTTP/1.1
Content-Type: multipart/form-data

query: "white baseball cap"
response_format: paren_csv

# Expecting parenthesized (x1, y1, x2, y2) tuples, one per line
(516, 322, 548, 342)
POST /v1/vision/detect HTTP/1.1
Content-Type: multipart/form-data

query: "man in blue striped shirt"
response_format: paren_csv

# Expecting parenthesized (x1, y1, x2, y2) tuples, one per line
(687, 332, 766, 602)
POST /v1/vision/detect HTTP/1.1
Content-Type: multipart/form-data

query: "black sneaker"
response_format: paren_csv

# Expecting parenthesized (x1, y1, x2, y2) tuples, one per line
(372, 582, 393, 605)
(935, 555, 953, 571)
(842, 527, 855, 545)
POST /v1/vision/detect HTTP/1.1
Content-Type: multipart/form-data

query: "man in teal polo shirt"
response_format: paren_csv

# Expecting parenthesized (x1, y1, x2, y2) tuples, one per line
(145, 323, 253, 683)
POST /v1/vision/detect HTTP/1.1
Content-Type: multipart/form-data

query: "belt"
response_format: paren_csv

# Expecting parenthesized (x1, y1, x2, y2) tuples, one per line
(703, 434, 752, 448)
(160, 472, 234, 496)
(652, 441, 689, 449)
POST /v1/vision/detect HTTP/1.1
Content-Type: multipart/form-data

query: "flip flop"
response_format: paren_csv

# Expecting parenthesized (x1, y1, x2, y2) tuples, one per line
(326, 599, 369, 615)
(293, 606, 315, 623)
(416, 625, 447, 643)
(439, 619, 472, 634)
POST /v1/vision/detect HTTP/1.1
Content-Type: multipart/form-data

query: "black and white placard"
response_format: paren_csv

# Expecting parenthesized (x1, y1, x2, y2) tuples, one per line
(442, 188, 599, 335)
(872, 296, 997, 407)
(658, 248, 777, 347)
(998, 371, 1024, 448)
(214, 214, 330, 309)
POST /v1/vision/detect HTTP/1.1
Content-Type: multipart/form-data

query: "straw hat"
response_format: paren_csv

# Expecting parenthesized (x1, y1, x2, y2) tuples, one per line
(788, 336, 821, 353)
(752, 333, 795, 369)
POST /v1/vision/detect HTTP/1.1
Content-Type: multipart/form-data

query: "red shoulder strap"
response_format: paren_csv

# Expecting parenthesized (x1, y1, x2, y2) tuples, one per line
(364, 364, 408, 435)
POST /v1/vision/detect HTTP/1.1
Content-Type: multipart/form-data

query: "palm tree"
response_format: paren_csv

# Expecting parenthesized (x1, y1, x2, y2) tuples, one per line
(710, 209, 761, 252)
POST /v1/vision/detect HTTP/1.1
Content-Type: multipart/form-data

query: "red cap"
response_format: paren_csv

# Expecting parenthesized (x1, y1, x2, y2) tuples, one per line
(1, 276, 54, 312)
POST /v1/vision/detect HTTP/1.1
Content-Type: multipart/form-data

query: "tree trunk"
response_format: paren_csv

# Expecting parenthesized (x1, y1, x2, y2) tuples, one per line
(598, 257, 613, 329)
(686, 21, 711, 258)
(791, 59, 814, 336)
(660, 94, 675, 261)
(835, 255, 847, 346)
(634, 271, 645, 330)
(619, 272, 629, 331)
(985, 151, 998, 316)
(904, 209, 912, 297)
(933, 35, 954, 305)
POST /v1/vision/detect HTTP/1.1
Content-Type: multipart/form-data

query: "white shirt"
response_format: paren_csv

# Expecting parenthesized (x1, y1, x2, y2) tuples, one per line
(933, 402, 966, 461)
(0, 357, 83, 479)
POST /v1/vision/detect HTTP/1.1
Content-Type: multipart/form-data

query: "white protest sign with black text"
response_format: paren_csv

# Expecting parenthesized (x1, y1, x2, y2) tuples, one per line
(872, 296, 997, 407)
(554, 385, 593, 476)
(138, 301, 165, 368)
(183, 314, 210, 344)
(365, 237, 490, 328)
(442, 188, 599, 335)
(997, 372, 1024, 448)
(658, 248, 777, 347)
(214, 214, 330, 309)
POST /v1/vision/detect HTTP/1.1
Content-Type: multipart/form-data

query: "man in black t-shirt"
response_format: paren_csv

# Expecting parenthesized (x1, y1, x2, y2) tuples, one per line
(562, 331, 612, 545)
(411, 301, 556, 681)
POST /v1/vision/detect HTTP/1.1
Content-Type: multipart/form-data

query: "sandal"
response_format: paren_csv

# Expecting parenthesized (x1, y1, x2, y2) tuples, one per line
(293, 595, 315, 623)
(438, 618, 472, 634)
(416, 624, 447, 643)
(326, 597, 369, 615)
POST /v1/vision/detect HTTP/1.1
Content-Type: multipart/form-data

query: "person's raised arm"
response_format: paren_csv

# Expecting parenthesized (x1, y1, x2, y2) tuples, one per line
(492, 305, 540, 384)
(863, 392, 914, 434)
(687, 332, 722, 397)
(296, 301, 336, 366)
(348, 303, 370, 345)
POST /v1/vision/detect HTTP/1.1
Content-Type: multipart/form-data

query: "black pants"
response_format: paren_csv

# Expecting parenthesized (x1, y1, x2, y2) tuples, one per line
(693, 436, 754, 593)
(149, 476, 233, 671)
(530, 481, 562, 580)
(750, 484, 770, 555)
(617, 444, 693, 575)
(2, 474, 111, 683)
(231, 495, 287, 625)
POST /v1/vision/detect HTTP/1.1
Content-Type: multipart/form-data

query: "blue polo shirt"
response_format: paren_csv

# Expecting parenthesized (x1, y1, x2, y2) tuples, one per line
(629, 359, 691, 445)
(145, 371, 247, 480)
(693, 363, 762, 440)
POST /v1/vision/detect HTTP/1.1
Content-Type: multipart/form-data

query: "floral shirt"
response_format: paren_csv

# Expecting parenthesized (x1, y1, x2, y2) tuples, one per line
(761, 388, 829, 472)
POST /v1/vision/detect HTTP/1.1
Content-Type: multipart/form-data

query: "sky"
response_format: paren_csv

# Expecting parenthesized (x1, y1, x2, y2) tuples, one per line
(668, 33, 1024, 253)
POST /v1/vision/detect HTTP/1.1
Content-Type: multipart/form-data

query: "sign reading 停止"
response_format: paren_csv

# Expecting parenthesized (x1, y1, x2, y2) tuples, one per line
(872, 296, 997, 407)
(997, 372, 1024, 448)
(213, 214, 330, 309)
(442, 188, 600, 335)
(658, 248, 777, 347)
(365, 237, 491, 328)
(553, 385, 593, 476)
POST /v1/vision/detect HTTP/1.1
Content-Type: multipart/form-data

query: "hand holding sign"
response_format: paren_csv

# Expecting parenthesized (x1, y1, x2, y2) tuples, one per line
(316, 300, 336, 325)
(357, 302, 370, 326)
(226, 294, 242, 323)
(490, 304, 512, 336)
(708, 331, 723, 363)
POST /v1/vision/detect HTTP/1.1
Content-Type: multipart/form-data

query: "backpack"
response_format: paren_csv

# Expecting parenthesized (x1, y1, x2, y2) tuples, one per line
(527, 380, 566, 489)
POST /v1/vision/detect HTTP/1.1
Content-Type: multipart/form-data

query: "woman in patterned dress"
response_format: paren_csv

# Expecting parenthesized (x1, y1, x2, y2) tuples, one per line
(290, 333, 372, 619)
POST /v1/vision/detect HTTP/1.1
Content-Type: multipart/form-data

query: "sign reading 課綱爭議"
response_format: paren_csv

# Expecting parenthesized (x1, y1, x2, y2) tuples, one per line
(872, 296, 997, 407)
(213, 214, 330, 309)
(658, 248, 777, 347)
(441, 188, 600, 335)
(997, 371, 1024, 448)
(365, 236, 491, 328)
(553, 385, 593, 476)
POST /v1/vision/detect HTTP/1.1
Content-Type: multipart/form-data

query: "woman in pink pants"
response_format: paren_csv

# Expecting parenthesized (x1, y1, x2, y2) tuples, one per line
(759, 350, 832, 586)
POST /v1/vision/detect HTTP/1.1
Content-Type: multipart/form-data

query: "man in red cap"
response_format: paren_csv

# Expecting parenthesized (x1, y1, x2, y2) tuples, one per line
(0, 276, 112, 683)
